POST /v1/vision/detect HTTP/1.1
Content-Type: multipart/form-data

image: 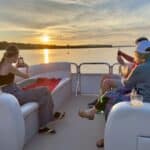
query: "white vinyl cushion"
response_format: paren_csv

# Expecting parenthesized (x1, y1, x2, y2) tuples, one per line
(105, 102, 150, 150)
(0, 93, 25, 150)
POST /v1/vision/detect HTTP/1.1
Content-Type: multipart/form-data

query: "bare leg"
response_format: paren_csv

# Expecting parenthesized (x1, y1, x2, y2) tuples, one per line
(100, 74, 120, 94)
(101, 79, 116, 94)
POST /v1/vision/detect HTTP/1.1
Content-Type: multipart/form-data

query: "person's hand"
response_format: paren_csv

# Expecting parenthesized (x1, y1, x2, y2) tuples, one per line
(17, 57, 29, 68)
(120, 64, 129, 78)
(23, 63, 29, 68)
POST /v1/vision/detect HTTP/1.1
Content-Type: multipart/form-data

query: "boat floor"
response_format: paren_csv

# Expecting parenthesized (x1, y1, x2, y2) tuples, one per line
(24, 95, 105, 150)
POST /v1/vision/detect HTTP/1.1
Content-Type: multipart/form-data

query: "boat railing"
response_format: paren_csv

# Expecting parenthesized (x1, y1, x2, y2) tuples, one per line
(70, 62, 120, 96)
(111, 62, 120, 74)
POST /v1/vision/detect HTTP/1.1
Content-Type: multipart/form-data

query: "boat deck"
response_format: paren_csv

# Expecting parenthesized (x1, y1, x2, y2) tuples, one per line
(24, 95, 105, 150)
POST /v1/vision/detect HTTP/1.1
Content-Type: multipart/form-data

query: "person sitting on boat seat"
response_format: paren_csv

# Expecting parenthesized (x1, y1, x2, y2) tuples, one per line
(101, 37, 149, 95)
(88, 37, 149, 108)
(79, 40, 150, 148)
(0, 45, 64, 134)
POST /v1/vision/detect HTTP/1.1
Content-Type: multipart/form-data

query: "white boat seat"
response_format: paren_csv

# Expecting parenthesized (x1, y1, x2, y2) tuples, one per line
(0, 62, 72, 150)
(0, 93, 25, 150)
(21, 102, 39, 119)
(105, 101, 150, 150)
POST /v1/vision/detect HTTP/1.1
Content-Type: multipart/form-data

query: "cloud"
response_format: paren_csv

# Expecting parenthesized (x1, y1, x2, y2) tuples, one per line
(0, 0, 88, 28)
(0, 0, 150, 44)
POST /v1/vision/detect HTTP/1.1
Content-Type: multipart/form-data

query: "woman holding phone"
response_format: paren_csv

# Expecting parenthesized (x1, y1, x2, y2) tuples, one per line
(0, 45, 64, 133)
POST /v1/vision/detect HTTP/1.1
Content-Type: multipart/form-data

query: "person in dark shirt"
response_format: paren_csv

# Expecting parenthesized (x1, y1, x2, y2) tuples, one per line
(79, 38, 150, 148)
(87, 37, 149, 108)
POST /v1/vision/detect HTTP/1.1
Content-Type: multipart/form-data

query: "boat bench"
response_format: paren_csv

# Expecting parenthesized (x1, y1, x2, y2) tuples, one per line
(0, 62, 72, 150)
(105, 101, 150, 150)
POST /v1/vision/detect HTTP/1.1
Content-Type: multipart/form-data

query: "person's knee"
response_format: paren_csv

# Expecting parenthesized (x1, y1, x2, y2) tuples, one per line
(101, 74, 111, 82)
(102, 79, 116, 93)
(103, 79, 113, 87)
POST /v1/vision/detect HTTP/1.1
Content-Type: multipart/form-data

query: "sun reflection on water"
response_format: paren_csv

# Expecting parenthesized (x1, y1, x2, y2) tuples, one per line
(43, 49, 50, 63)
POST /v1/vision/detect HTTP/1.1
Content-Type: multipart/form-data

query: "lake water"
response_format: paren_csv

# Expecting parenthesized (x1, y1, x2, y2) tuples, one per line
(0, 47, 135, 73)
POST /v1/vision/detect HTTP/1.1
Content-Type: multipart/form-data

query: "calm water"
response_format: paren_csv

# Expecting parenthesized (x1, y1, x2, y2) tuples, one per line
(0, 47, 135, 73)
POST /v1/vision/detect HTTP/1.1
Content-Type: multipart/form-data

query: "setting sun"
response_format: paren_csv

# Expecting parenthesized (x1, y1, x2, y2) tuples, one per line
(41, 35, 50, 43)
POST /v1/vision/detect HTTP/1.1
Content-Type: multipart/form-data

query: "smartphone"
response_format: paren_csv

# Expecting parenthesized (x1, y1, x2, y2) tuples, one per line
(18, 57, 24, 64)
(17, 57, 25, 67)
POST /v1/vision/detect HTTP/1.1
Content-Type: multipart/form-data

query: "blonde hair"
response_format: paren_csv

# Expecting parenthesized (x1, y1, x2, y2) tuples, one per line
(134, 51, 150, 64)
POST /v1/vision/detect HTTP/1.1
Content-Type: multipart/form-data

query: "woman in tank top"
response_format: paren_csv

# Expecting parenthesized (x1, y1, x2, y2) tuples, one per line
(0, 45, 63, 133)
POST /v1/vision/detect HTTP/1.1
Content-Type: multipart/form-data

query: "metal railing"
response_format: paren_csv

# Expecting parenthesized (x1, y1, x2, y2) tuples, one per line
(72, 62, 120, 96)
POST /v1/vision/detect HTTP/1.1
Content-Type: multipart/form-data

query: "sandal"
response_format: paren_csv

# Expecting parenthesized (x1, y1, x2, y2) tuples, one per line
(96, 138, 104, 148)
(38, 127, 56, 134)
(54, 112, 65, 120)
(78, 109, 94, 120)
(47, 128, 56, 134)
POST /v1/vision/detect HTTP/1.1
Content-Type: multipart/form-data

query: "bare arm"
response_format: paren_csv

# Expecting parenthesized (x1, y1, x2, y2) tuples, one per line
(118, 50, 134, 63)
(123, 66, 140, 89)
(117, 55, 125, 65)
(10, 65, 29, 79)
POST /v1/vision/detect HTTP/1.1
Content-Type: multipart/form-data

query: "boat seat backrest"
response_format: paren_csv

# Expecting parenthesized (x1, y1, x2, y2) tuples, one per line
(29, 62, 71, 76)
(15, 62, 71, 82)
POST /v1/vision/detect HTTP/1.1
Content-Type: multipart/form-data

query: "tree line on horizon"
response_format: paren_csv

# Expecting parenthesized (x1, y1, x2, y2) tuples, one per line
(0, 41, 113, 50)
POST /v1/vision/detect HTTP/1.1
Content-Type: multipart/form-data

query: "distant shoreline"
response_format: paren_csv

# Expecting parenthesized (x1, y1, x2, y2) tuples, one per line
(0, 41, 134, 50)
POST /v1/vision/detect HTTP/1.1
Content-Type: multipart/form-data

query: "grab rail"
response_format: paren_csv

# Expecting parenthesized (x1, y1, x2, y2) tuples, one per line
(77, 62, 113, 95)
(79, 62, 111, 73)
(110, 62, 120, 74)
(70, 63, 79, 96)
(70, 62, 120, 96)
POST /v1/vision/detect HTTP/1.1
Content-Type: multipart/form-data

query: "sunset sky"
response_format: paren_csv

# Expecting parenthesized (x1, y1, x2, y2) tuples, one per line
(0, 0, 150, 45)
